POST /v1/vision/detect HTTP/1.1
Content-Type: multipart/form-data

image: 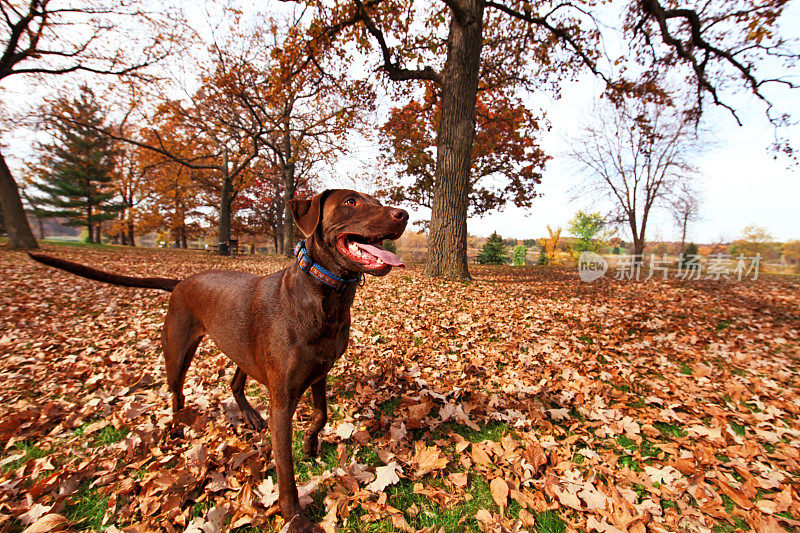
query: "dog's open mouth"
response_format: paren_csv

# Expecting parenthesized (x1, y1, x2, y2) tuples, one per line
(336, 234, 405, 269)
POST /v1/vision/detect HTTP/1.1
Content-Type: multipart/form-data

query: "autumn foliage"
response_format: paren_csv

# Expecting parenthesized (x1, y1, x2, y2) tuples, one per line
(378, 87, 548, 217)
(2, 246, 799, 531)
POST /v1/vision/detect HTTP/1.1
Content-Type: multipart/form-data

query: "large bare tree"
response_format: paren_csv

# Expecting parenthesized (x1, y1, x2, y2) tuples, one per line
(671, 182, 701, 252)
(300, 0, 798, 279)
(568, 100, 701, 258)
(0, 0, 184, 249)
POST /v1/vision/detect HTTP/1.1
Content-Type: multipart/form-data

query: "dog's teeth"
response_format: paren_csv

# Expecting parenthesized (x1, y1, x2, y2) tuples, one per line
(348, 242, 358, 253)
(376, 258, 384, 265)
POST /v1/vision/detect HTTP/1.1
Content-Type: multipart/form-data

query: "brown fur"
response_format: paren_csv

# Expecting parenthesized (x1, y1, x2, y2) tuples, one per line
(29, 189, 408, 532)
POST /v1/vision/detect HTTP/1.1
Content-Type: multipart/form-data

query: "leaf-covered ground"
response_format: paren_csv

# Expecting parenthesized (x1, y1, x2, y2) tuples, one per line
(1, 245, 799, 533)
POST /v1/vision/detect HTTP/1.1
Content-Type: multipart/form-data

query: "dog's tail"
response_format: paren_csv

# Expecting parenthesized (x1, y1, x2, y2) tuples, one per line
(28, 252, 180, 292)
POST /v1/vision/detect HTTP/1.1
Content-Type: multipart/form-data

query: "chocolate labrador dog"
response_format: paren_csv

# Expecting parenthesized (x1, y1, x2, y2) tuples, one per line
(28, 189, 408, 532)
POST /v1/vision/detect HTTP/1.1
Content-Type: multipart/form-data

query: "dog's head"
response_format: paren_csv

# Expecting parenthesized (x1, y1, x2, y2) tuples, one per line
(290, 189, 409, 276)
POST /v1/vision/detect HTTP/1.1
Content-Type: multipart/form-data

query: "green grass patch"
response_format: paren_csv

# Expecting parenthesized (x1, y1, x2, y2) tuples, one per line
(729, 421, 746, 436)
(40, 238, 112, 248)
(188, 498, 215, 521)
(232, 525, 264, 533)
(712, 514, 748, 533)
(629, 398, 646, 409)
(535, 510, 566, 533)
(64, 483, 112, 531)
(435, 420, 509, 444)
(293, 433, 339, 483)
(654, 422, 688, 439)
(631, 484, 648, 503)
(661, 499, 679, 512)
(616, 435, 638, 451)
(337, 472, 563, 533)
(720, 494, 736, 512)
(639, 439, 662, 458)
(378, 397, 402, 417)
(740, 400, 762, 413)
(0, 441, 49, 473)
(716, 319, 733, 331)
(617, 455, 642, 472)
(90, 425, 129, 447)
(355, 447, 383, 468)
(679, 363, 693, 375)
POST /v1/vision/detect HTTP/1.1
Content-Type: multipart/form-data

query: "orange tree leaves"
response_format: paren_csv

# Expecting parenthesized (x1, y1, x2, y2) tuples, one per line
(377, 86, 549, 218)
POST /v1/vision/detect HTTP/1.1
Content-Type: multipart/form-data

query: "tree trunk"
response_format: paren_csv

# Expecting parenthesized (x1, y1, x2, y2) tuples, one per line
(282, 180, 295, 257)
(37, 217, 45, 240)
(281, 125, 296, 257)
(127, 216, 135, 247)
(632, 238, 645, 258)
(680, 212, 688, 252)
(423, 2, 484, 280)
(219, 153, 232, 256)
(94, 223, 101, 244)
(181, 225, 187, 249)
(87, 205, 94, 244)
(276, 211, 285, 255)
(0, 151, 38, 249)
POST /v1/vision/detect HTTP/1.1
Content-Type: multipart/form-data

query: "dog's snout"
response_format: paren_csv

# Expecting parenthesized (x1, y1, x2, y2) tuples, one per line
(390, 208, 409, 222)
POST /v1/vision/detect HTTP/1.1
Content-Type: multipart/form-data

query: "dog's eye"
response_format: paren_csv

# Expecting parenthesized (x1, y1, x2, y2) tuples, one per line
(345, 198, 356, 206)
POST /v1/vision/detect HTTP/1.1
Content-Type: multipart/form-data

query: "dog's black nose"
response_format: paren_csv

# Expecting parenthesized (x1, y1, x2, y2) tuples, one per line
(390, 208, 409, 222)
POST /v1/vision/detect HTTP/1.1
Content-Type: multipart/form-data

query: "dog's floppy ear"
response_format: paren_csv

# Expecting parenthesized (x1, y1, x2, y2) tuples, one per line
(290, 190, 332, 238)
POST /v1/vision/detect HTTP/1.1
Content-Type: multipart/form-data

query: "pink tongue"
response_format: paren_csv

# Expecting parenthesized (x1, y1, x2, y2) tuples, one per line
(355, 242, 405, 267)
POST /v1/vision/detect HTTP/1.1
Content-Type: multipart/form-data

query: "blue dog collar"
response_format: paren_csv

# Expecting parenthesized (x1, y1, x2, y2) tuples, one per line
(295, 241, 361, 291)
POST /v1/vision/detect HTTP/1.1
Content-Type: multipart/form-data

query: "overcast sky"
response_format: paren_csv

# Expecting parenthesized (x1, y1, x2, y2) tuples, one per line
(463, 75, 800, 244)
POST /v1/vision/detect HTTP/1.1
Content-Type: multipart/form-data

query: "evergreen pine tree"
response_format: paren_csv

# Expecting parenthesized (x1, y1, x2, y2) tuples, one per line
(682, 242, 699, 266)
(477, 232, 509, 265)
(537, 247, 549, 265)
(32, 85, 122, 243)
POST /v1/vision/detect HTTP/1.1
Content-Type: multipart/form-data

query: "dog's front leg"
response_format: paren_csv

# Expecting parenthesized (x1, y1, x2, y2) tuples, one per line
(302, 376, 328, 457)
(270, 397, 322, 533)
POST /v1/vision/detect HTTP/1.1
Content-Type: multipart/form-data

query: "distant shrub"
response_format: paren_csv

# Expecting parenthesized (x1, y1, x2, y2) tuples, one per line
(513, 245, 528, 266)
(477, 232, 509, 265)
(382, 239, 397, 254)
(537, 247, 549, 265)
(682, 242, 699, 265)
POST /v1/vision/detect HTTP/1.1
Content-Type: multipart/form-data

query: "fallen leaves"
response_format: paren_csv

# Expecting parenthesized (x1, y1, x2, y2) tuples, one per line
(365, 462, 402, 493)
(1, 247, 799, 532)
(410, 442, 448, 478)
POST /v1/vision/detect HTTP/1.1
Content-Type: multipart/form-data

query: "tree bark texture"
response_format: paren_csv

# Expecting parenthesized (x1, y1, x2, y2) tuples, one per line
(0, 151, 39, 249)
(86, 204, 95, 244)
(423, 1, 484, 280)
(281, 122, 296, 258)
(219, 152, 232, 256)
(127, 216, 135, 247)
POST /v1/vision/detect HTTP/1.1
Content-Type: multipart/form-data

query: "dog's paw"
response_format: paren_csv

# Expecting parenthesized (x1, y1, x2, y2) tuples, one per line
(242, 409, 267, 431)
(302, 435, 320, 457)
(284, 513, 323, 533)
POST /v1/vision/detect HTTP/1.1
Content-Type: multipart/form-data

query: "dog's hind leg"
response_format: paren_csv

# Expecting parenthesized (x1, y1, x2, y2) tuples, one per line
(302, 376, 328, 457)
(231, 366, 266, 430)
(161, 308, 203, 413)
